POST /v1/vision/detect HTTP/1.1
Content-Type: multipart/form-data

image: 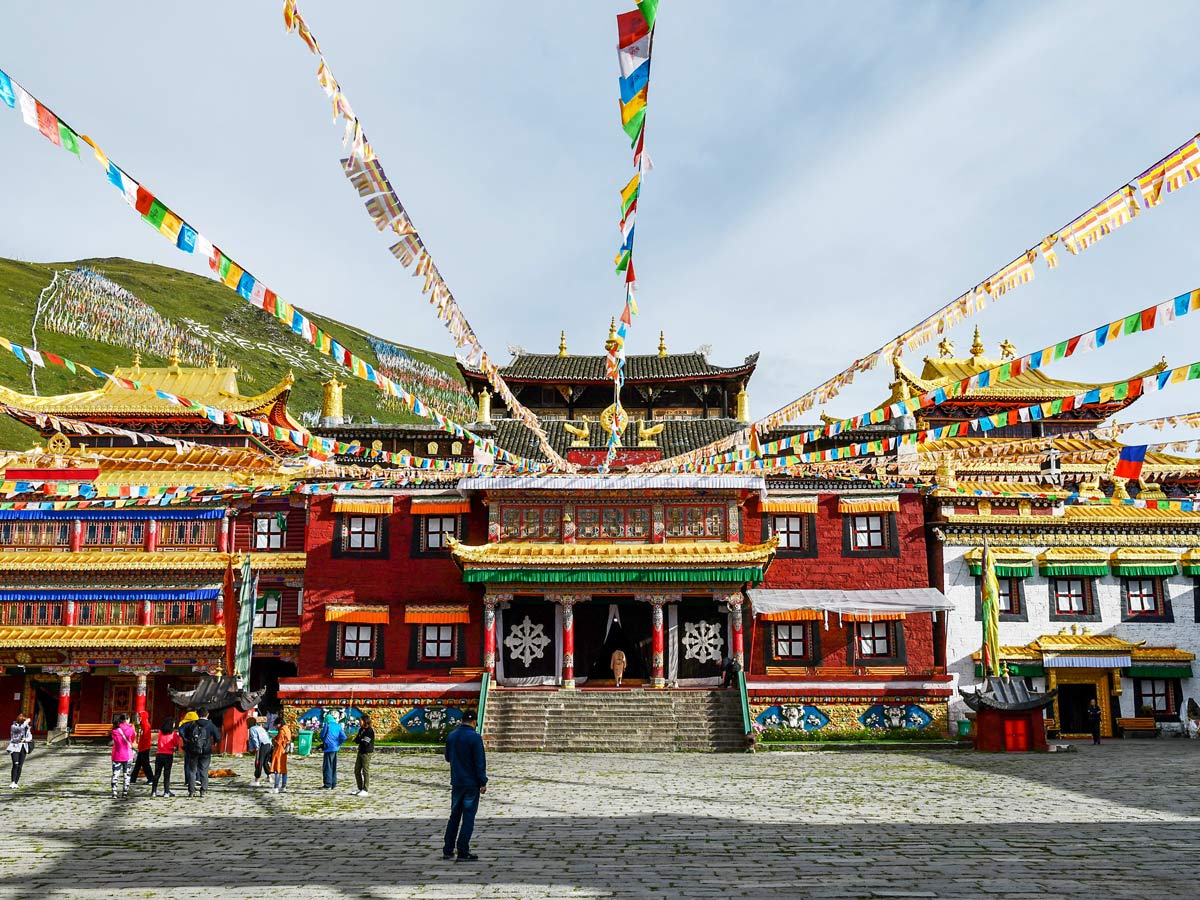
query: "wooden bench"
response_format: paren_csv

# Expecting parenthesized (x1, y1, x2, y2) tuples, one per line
(70, 723, 114, 743)
(1117, 717, 1159, 738)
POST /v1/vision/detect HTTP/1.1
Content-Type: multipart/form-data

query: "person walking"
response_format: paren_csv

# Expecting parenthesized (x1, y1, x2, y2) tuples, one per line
(248, 717, 272, 787)
(353, 713, 376, 797)
(610, 649, 627, 687)
(7, 713, 32, 789)
(130, 708, 154, 788)
(110, 714, 137, 800)
(270, 716, 292, 794)
(1087, 697, 1103, 745)
(442, 709, 488, 862)
(720, 655, 741, 689)
(318, 712, 347, 790)
(179, 708, 221, 798)
(151, 718, 182, 798)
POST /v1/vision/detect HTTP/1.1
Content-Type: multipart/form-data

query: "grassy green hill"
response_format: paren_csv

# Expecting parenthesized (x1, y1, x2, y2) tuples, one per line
(0, 256, 472, 450)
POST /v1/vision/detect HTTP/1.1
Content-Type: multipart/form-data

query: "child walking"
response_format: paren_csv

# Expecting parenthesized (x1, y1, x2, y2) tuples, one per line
(110, 714, 136, 799)
(270, 717, 292, 794)
(152, 718, 182, 798)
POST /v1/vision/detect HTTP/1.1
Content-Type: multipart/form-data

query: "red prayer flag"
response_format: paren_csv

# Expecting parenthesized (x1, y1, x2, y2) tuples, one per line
(617, 9, 650, 47)
(35, 103, 61, 146)
(134, 186, 155, 216)
(262, 288, 277, 312)
(1141, 307, 1156, 331)
(222, 558, 237, 672)
(625, 258, 637, 285)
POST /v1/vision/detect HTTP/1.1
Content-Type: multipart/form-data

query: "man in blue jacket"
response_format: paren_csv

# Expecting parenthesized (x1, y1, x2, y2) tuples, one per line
(443, 709, 488, 861)
(318, 712, 347, 789)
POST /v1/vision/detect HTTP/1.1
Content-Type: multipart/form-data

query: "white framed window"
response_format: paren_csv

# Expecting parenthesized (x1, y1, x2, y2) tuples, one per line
(772, 516, 807, 551)
(856, 621, 892, 658)
(774, 624, 807, 658)
(422, 624, 454, 659)
(348, 516, 380, 551)
(342, 624, 374, 659)
(254, 590, 281, 629)
(254, 515, 285, 550)
(851, 515, 885, 549)
(1126, 579, 1161, 615)
(1053, 579, 1088, 614)
(424, 516, 458, 550)
(1140, 679, 1172, 713)
(997, 579, 1015, 614)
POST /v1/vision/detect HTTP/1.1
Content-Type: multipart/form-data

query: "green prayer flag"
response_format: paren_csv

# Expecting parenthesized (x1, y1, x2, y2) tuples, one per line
(1050, 399, 1064, 414)
(615, 249, 631, 273)
(621, 187, 640, 216)
(1053, 341, 1068, 360)
(57, 122, 80, 155)
(143, 199, 168, 229)
(623, 109, 646, 144)
(1123, 313, 1142, 334)
(1113, 381, 1129, 401)
(64, 359, 76, 374)
(998, 363, 1011, 380)
(637, 0, 659, 29)
(1190, 362, 1200, 381)
(218, 255, 231, 281)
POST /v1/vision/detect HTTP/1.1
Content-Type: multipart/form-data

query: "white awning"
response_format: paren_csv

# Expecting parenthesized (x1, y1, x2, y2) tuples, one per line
(457, 475, 765, 495)
(1043, 654, 1132, 669)
(747, 588, 953, 621)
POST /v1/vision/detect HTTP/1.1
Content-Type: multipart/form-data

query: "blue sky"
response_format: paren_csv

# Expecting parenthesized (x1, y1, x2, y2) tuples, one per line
(4, 2, 1200, 440)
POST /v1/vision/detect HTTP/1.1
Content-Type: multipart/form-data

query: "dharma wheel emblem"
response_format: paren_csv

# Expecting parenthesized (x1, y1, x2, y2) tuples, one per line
(46, 432, 70, 454)
(600, 403, 629, 445)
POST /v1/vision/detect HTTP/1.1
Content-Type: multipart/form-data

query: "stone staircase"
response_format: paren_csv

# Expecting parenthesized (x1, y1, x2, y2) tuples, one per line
(482, 688, 746, 752)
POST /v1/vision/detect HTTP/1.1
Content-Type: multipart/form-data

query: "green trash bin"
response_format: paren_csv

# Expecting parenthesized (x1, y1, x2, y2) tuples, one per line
(296, 729, 314, 757)
(957, 719, 971, 738)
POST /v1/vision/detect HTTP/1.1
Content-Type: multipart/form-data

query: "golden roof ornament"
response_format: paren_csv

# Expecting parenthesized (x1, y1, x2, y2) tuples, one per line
(637, 418, 665, 447)
(937, 337, 954, 358)
(658, 331, 668, 358)
(600, 403, 629, 446)
(168, 339, 181, 371)
(999, 339, 1017, 360)
(604, 318, 619, 354)
(46, 432, 70, 455)
(321, 376, 345, 421)
(132, 351, 142, 375)
(970, 326, 985, 358)
(558, 331, 568, 358)
(208, 348, 219, 369)
(564, 418, 591, 447)
(736, 383, 750, 422)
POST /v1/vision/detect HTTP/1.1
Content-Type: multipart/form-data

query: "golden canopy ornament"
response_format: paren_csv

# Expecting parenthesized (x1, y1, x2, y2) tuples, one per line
(600, 403, 630, 446)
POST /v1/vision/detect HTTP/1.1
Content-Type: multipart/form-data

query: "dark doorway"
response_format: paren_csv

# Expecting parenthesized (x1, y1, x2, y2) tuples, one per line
(250, 658, 298, 715)
(1058, 683, 1097, 735)
(574, 598, 652, 684)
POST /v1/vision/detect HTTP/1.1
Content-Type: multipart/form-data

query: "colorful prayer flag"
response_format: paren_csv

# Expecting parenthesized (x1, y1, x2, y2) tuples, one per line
(35, 102, 61, 146)
(617, 9, 650, 46)
(1113, 445, 1148, 480)
(56, 121, 80, 155)
(0, 70, 14, 109)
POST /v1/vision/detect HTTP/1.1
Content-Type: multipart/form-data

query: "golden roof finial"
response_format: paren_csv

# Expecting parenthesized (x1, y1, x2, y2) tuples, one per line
(658, 330, 668, 358)
(168, 338, 181, 369)
(970, 326, 985, 358)
(999, 339, 1016, 360)
(207, 347, 219, 369)
(321, 376, 345, 421)
(558, 330, 568, 358)
(937, 337, 954, 358)
(132, 351, 142, 372)
(605, 318, 619, 354)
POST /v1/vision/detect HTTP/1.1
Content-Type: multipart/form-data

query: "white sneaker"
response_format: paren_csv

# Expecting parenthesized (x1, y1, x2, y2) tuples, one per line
(358, 790, 369, 797)
(8, 782, 15, 789)
(251, 779, 259, 787)
(270, 787, 279, 794)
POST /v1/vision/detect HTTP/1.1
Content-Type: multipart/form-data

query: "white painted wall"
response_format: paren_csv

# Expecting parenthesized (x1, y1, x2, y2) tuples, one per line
(942, 542, 1200, 733)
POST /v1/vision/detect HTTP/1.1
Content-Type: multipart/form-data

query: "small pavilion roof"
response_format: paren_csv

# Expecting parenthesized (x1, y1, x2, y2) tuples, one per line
(461, 351, 759, 385)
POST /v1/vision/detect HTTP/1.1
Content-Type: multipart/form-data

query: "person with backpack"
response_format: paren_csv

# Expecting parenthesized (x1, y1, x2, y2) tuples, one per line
(318, 712, 347, 789)
(7, 713, 32, 790)
(110, 714, 137, 800)
(129, 708, 154, 788)
(151, 718, 182, 798)
(353, 712, 375, 797)
(179, 708, 221, 798)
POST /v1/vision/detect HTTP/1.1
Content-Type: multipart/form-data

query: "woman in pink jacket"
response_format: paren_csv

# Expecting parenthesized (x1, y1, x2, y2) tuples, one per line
(110, 713, 137, 800)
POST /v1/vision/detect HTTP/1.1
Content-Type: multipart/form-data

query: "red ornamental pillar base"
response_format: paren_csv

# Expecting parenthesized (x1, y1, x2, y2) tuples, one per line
(561, 599, 576, 690)
(730, 598, 745, 668)
(69, 519, 83, 553)
(217, 516, 230, 553)
(134, 672, 148, 714)
(483, 600, 497, 677)
(651, 601, 665, 689)
(55, 672, 73, 731)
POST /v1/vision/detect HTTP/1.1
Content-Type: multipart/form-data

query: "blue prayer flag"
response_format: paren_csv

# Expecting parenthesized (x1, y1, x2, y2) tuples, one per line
(0, 70, 14, 109)
(619, 60, 650, 104)
(177, 223, 197, 253)
(236, 271, 256, 300)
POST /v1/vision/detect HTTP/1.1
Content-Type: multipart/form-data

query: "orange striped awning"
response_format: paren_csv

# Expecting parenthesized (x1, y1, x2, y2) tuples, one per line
(837, 497, 900, 514)
(843, 612, 906, 622)
(331, 497, 394, 515)
(325, 604, 391, 624)
(404, 604, 471, 624)
(761, 498, 818, 514)
(759, 609, 824, 622)
(410, 497, 471, 515)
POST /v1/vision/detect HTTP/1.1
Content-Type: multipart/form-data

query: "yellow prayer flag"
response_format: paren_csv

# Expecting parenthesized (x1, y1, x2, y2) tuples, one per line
(1169, 366, 1189, 385)
(621, 87, 648, 126)
(159, 211, 183, 244)
(222, 262, 244, 289)
(620, 172, 641, 207)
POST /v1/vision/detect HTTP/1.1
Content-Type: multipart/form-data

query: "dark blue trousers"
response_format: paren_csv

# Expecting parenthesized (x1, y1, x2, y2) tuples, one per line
(322, 751, 338, 788)
(443, 786, 481, 855)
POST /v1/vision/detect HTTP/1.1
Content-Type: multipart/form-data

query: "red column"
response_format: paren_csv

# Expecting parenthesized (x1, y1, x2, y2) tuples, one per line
(140, 599, 152, 627)
(651, 600, 665, 688)
(144, 519, 158, 552)
(561, 598, 576, 689)
(69, 519, 82, 552)
(134, 672, 148, 714)
(214, 594, 224, 626)
(729, 596, 745, 667)
(218, 516, 230, 553)
(483, 599, 497, 676)
(64, 599, 77, 627)
(56, 673, 72, 731)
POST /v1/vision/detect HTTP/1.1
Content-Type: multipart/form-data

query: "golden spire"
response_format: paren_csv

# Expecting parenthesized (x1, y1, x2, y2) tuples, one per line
(132, 351, 142, 373)
(168, 338, 181, 370)
(208, 347, 219, 369)
(558, 330, 568, 358)
(658, 330, 668, 358)
(937, 337, 954, 358)
(604, 318, 619, 354)
(999, 339, 1016, 360)
(321, 376, 345, 421)
(477, 388, 493, 426)
(970, 326, 985, 358)
(735, 383, 750, 422)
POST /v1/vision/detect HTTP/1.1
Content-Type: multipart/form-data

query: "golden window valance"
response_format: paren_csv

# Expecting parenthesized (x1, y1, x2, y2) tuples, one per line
(837, 497, 900, 514)
(325, 604, 391, 624)
(331, 498, 394, 515)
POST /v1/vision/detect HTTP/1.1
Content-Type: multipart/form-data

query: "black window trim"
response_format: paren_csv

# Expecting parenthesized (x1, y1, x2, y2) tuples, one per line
(841, 512, 900, 559)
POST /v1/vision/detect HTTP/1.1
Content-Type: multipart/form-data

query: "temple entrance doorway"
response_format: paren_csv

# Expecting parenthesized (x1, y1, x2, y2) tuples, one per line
(575, 597, 653, 686)
(1057, 682, 1097, 736)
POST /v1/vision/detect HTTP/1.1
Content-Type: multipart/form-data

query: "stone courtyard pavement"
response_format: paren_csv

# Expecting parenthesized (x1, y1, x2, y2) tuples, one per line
(0, 742, 1196, 900)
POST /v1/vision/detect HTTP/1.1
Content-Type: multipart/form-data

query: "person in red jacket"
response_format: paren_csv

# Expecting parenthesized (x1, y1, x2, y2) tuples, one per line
(130, 708, 154, 787)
